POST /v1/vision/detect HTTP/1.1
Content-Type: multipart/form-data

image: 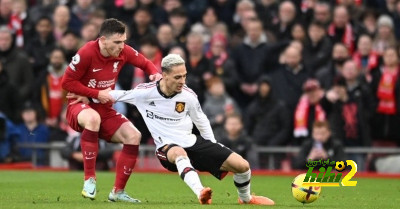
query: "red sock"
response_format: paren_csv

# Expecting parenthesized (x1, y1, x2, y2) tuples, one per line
(114, 144, 139, 191)
(81, 129, 98, 180)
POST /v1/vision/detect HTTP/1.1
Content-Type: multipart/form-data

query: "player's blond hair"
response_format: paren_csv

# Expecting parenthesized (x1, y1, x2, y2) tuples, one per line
(161, 54, 185, 73)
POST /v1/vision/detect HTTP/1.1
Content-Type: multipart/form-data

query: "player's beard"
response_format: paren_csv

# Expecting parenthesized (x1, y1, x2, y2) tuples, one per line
(106, 47, 120, 57)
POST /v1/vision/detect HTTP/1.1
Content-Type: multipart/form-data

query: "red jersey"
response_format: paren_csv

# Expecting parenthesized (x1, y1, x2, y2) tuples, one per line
(48, 74, 64, 118)
(61, 40, 158, 100)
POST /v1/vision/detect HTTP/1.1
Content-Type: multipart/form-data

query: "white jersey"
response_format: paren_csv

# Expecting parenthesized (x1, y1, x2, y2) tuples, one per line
(109, 81, 216, 149)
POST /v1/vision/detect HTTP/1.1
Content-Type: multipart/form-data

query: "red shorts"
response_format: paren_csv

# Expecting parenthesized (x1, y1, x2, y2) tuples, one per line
(66, 103, 130, 141)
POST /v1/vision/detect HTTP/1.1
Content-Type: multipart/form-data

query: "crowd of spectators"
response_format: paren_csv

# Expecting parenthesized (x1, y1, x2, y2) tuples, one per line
(1, 0, 400, 172)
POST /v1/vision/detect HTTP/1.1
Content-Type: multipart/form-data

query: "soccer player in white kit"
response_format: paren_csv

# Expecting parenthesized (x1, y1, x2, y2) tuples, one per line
(71, 54, 275, 205)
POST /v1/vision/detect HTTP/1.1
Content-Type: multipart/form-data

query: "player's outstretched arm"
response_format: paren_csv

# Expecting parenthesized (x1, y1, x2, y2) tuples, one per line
(66, 92, 90, 105)
(66, 88, 114, 104)
(109, 90, 137, 105)
(97, 88, 114, 104)
(125, 45, 162, 81)
(188, 97, 216, 143)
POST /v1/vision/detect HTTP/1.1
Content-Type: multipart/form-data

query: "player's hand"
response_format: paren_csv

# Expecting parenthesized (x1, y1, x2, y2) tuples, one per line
(98, 88, 114, 104)
(149, 73, 162, 81)
(67, 92, 90, 104)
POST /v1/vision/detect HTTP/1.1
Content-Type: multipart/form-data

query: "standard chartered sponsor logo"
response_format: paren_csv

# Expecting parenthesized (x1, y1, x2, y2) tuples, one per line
(88, 79, 96, 88)
(97, 79, 115, 88)
(87, 79, 115, 88)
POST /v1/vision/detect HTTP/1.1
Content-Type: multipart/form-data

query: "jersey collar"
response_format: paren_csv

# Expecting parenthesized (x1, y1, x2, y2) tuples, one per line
(157, 80, 178, 99)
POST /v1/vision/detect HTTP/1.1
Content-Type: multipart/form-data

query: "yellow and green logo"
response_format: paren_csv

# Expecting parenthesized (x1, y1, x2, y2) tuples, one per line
(302, 159, 357, 187)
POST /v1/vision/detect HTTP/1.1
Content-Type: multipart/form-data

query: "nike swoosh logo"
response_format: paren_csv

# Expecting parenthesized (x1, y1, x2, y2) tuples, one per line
(93, 68, 103, 72)
(85, 156, 95, 160)
(89, 189, 95, 195)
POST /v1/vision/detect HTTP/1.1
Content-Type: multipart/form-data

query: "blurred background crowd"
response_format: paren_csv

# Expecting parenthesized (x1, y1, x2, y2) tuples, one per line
(1, 0, 400, 172)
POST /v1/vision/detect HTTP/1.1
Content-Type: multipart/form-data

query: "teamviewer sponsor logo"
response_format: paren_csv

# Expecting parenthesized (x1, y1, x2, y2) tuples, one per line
(146, 110, 154, 119)
(146, 110, 180, 121)
(88, 79, 97, 88)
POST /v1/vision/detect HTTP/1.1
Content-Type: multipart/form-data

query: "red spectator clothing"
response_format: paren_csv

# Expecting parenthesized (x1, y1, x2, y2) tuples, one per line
(61, 39, 159, 102)
(38, 72, 67, 120)
(47, 74, 64, 119)
(294, 95, 326, 138)
(336, 0, 362, 5)
(8, 13, 25, 48)
(352, 51, 379, 70)
(328, 23, 355, 54)
(377, 67, 399, 115)
(352, 51, 379, 82)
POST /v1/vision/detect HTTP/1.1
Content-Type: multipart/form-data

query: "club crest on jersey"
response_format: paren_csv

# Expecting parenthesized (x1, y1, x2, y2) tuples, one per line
(113, 61, 119, 73)
(175, 102, 185, 113)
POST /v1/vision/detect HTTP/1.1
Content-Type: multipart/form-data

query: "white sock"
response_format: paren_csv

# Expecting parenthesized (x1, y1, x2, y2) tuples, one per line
(175, 156, 204, 197)
(234, 169, 252, 202)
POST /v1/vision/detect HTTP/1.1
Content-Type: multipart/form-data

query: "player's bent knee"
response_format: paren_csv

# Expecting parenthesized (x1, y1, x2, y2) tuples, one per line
(172, 147, 187, 156)
(86, 114, 101, 125)
(123, 130, 141, 145)
(78, 110, 101, 131)
(235, 159, 250, 173)
(168, 146, 187, 162)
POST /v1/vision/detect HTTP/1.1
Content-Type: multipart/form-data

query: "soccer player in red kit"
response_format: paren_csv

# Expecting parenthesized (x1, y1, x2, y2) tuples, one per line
(61, 18, 162, 203)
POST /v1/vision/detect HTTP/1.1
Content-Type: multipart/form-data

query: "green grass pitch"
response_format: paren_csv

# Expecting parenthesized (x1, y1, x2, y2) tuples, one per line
(0, 171, 399, 209)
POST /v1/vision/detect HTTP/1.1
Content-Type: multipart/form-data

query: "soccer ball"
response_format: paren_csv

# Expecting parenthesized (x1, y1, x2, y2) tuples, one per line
(291, 173, 322, 204)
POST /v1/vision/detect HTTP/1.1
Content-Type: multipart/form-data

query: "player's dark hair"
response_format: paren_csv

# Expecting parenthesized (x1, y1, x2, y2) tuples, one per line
(99, 18, 126, 37)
